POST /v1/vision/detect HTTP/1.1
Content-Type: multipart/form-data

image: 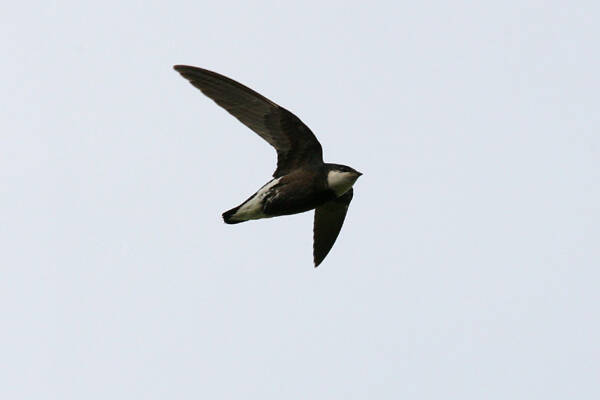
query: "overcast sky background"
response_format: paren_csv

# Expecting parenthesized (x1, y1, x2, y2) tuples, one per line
(2, 1, 599, 399)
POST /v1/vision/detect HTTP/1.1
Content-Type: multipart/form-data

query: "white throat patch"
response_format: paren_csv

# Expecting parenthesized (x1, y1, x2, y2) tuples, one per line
(327, 170, 358, 196)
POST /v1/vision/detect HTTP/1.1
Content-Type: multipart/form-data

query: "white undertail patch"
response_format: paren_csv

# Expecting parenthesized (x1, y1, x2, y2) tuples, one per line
(231, 178, 281, 221)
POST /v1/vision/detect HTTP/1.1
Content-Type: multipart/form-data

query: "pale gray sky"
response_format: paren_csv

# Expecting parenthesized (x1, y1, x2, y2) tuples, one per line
(2, 1, 599, 399)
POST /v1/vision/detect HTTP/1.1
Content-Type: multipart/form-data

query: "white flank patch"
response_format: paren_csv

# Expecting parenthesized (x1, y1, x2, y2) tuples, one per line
(327, 170, 358, 196)
(232, 178, 281, 220)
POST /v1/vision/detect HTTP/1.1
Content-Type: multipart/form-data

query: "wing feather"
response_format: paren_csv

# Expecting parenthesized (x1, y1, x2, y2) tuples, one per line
(174, 65, 323, 177)
(313, 189, 354, 267)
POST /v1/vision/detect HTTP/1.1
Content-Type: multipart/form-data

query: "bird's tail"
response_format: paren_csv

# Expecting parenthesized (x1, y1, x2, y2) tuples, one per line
(222, 205, 246, 224)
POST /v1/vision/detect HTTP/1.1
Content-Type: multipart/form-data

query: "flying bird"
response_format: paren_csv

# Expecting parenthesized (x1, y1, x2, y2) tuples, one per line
(173, 65, 362, 267)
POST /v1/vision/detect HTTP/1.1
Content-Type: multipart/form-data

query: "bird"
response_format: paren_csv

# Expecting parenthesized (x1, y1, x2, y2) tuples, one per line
(173, 65, 362, 267)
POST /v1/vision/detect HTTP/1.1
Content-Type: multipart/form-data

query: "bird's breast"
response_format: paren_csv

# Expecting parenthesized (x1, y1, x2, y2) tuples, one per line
(263, 173, 333, 216)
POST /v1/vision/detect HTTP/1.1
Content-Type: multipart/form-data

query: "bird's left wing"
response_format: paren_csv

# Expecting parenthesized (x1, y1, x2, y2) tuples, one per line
(313, 189, 354, 267)
(173, 65, 323, 177)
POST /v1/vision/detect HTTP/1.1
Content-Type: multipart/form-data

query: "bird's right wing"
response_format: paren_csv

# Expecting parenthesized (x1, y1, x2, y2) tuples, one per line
(313, 189, 354, 267)
(173, 65, 323, 177)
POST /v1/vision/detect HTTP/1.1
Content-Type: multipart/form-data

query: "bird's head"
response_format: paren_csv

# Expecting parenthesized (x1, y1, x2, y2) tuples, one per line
(326, 164, 362, 196)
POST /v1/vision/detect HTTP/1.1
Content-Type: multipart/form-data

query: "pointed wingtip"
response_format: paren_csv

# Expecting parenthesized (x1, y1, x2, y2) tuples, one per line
(173, 65, 196, 73)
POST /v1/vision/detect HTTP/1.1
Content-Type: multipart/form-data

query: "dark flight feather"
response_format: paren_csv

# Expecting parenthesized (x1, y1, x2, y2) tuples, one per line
(313, 189, 354, 267)
(173, 65, 323, 177)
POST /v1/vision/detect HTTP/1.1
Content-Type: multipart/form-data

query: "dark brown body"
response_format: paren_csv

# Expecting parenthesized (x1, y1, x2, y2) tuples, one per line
(222, 167, 337, 224)
(264, 168, 336, 217)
